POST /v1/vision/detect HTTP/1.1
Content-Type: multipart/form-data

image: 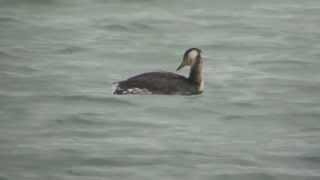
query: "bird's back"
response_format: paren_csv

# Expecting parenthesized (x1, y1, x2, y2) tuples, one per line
(113, 72, 198, 95)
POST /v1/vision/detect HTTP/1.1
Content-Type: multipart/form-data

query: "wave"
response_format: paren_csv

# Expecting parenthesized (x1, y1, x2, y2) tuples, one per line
(55, 45, 88, 54)
(96, 21, 154, 32)
(0, 17, 22, 23)
(61, 94, 135, 106)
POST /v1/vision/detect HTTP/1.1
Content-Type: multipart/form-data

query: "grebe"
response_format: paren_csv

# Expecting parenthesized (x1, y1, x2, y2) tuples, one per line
(113, 48, 203, 95)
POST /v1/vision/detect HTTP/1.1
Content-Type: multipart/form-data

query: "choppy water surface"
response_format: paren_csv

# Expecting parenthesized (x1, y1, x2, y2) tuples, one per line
(1, 0, 320, 179)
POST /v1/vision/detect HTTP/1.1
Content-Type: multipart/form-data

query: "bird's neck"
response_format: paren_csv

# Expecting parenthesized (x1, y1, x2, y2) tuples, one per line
(189, 57, 203, 92)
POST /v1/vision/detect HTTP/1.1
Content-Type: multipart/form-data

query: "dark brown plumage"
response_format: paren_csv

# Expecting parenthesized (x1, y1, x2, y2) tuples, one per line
(113, 48, 203, 95)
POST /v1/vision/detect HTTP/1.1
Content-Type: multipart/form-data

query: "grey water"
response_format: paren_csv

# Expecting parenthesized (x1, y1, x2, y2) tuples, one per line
(1, 0, 320, 179)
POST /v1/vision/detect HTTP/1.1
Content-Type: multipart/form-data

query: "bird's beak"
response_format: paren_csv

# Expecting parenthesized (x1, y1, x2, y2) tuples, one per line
(176, 62, 185, 71)
(176, 56, 188, 71)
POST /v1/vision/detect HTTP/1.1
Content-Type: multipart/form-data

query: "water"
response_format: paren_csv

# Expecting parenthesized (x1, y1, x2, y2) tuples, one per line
(1, 0, 320, 179)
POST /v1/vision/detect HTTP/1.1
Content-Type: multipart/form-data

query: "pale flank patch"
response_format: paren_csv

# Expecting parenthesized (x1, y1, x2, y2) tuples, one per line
(127, 88, 152, 95)
(113, 85, 152, 95)
(112, 82, 119, 94)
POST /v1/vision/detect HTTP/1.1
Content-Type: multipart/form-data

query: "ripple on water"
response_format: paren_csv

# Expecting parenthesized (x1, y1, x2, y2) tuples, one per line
(0, 50, 18, 59)
(0, 16, 22, 24)
(61, 95, 135, 106)
(214, 173, 276, 180)
(97, 21, 154, 33)
(55, 45, 89, 54)
(0, 176, 9, 180)
(250, 59, 318, 68)
(54, 113, 102, 126)
(52, 111, 166, 128)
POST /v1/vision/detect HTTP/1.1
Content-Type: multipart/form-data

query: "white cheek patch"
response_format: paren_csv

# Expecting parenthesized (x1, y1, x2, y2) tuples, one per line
(188, 50, 198, 60)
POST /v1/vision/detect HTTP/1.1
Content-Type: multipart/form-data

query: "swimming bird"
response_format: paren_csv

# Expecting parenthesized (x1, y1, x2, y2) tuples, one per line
(113, 48, 203, 95)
